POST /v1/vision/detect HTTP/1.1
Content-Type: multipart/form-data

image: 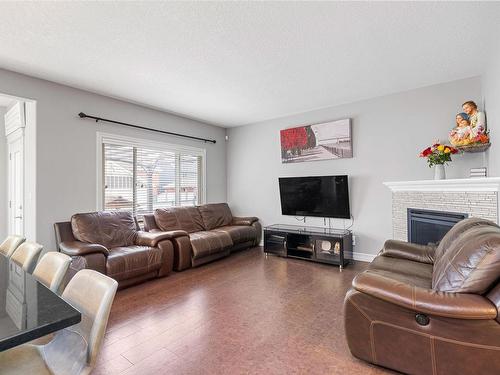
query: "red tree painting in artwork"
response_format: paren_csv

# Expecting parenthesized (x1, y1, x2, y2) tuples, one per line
(280, 126, 308, 151)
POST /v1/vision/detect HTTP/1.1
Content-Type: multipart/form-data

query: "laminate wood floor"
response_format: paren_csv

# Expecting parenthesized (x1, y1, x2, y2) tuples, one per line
(94, 247, 390, 375)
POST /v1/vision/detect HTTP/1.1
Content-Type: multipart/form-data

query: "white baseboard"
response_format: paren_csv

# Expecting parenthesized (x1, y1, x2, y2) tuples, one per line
(345, 251, 376, 263)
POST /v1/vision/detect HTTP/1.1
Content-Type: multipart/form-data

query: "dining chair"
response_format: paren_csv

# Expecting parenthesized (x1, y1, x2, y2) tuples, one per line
(33, 251, 72, 294)
(0, 269, 118, 375)
(10, 241, 44, 274)
(0, 235, 25, 257)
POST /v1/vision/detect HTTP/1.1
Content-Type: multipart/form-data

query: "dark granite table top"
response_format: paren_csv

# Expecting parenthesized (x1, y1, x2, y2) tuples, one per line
(0, 253, 81, 351)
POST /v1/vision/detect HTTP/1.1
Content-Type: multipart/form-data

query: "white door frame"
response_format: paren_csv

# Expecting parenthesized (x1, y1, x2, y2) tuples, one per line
(23, 101, 37, 241)
(2, 94, 36, 241)
(7, 128, 24, 235)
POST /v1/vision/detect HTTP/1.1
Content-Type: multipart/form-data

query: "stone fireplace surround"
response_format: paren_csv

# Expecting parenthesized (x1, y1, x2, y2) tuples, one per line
(384, 178, 500, 242)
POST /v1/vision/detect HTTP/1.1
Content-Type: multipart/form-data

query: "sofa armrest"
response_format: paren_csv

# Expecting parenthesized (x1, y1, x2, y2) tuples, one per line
(232, 216, 259, 226)
(352, 272, 497, 320)
(380, 239, 435, 264)
(487, 283, 500, 324)
(164, 230, 189, 238)
(59, 241, 109, 257)
(136, 230, 189, 247)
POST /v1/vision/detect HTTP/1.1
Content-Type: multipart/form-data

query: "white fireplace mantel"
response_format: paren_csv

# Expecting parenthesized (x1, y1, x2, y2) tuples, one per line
(383, 177, 500, 193)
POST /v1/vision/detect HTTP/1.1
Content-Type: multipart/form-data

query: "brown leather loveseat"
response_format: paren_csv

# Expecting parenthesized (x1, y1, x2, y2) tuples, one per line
(144, 203, 261, 271)
(55, 211, 186, 288)
(344, 217, 500, 375)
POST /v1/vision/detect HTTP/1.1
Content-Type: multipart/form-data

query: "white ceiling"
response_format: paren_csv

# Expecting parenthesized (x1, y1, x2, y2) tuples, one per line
(0, 2, 499, 127)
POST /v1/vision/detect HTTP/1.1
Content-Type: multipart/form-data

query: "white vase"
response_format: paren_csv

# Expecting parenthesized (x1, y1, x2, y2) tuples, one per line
(434, 164, 446, 180)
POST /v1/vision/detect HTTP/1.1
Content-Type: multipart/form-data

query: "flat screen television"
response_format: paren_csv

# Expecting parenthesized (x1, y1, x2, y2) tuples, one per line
(279, 175, 350, 219)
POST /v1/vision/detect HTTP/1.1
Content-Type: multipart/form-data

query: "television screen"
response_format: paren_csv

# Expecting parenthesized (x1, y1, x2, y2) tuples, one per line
(279, 175, 350, 219)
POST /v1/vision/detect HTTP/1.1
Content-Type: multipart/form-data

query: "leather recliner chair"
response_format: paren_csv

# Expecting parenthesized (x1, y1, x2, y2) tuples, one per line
(54, 211, 188, 288)
(344, 217, 500, 375)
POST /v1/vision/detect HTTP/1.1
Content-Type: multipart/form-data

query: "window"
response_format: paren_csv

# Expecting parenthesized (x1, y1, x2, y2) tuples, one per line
(99, 134, 205, 218)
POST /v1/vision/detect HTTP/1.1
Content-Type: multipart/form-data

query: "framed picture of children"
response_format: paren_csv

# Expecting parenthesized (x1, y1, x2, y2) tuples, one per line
(449, 101, 490, 152)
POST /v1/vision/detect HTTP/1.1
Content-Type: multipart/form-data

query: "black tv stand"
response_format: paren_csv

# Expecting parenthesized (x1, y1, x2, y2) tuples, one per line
(263, 224, 352, 269)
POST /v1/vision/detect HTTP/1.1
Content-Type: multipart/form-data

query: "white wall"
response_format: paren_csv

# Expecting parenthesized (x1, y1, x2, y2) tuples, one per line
(227, 77, 484, 257)
(0, 107, 6, 241)
(483, 45, 500, 177)
(0, 68, 227, 251)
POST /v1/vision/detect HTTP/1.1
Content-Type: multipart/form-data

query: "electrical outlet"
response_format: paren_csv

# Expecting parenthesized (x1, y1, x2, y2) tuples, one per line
(352, 235, 356, 246)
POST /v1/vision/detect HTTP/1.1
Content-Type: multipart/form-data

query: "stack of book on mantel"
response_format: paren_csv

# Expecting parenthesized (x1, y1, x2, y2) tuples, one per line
(470, 167, 487, 178)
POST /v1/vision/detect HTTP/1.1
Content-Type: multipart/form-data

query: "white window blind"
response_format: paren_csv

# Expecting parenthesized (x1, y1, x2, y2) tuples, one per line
(102, 137, 204, 217)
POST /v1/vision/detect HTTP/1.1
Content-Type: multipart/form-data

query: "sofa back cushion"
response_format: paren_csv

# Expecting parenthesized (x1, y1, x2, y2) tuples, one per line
(154, 207, 205, 233)
(71, 211, 138, 249)
(432, 225, 500, 293)
(197, 203, 233, 230)
(434, 217, 498, 264)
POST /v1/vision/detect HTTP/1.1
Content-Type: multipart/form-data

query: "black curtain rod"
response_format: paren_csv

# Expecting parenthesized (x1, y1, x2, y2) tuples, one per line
(78, 112, 217, 144)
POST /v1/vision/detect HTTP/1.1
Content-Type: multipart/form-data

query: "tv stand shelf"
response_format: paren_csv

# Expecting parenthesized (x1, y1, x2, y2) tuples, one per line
(264, 224, 351, 269)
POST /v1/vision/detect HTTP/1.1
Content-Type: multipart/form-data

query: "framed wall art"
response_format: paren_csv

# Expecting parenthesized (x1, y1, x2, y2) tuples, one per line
(280, 118, 352, 163)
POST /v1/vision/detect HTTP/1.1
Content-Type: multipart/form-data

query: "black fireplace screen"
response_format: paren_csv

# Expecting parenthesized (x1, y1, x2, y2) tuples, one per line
(407, 209, 468, 245)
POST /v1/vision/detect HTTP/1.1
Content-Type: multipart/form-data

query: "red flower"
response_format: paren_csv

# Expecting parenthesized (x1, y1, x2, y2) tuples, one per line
(477, 134, 489, 144)
(419, 147, 432, 157)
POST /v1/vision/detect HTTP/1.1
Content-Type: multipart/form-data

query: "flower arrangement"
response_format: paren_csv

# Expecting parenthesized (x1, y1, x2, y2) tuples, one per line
(419, 143, 458, 167)
(450, 130, 490, 147)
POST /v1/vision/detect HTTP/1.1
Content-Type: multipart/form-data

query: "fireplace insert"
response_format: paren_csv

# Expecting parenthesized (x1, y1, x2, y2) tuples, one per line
(407, 208, 468, 245)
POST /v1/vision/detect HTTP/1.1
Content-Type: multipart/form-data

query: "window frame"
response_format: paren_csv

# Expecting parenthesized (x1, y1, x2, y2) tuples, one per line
(96, 132, 207, 213)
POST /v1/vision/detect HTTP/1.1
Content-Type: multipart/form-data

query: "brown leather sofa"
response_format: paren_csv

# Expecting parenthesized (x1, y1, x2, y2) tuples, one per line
(344, 218, 500, 375)
(143, 203, 262, 271)
(54, 211, 186, 288)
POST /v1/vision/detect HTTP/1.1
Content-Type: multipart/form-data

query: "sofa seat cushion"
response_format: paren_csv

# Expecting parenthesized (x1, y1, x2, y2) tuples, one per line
(106, 245, 163, 281)
(197, 203, 233, 230)
(213, 225, 256, 244)
(154, 207, 205, 233)
(367, 255, 433, 289)
(71, 211, 138, 248)
(189, 231, 233, 259)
